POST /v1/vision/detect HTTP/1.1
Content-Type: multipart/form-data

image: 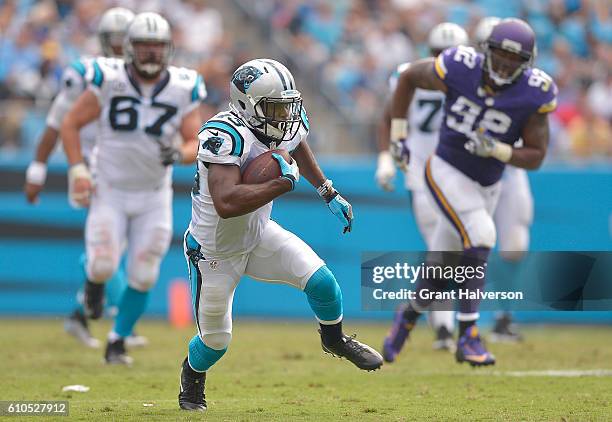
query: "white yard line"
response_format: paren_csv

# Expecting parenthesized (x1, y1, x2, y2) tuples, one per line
(488, 369, 612, 377)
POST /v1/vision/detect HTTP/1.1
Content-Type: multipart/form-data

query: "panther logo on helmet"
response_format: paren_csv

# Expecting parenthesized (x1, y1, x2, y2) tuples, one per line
(232, 66, 263, 94)
(229, 59, 303, 141)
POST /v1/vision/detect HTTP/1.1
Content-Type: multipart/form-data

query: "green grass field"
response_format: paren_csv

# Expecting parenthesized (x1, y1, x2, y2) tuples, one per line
(1, 319, 611, 421)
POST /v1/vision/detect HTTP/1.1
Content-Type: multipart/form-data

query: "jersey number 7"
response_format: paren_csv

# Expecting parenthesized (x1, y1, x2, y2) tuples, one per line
(417, 99, 443, 133)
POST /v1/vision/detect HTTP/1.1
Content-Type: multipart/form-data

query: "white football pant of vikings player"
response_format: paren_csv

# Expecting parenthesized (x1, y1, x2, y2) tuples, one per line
(429, 166, 533, 334)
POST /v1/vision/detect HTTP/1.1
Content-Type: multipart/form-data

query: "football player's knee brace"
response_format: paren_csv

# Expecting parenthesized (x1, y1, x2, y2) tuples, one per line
(304, 266, 343, 323)
(189, 334, 227, 372)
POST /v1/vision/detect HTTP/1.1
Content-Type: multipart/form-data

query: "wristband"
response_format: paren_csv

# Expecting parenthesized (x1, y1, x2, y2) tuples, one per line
(317, 179, 334, 198)
(69, 162, 91, 181)
(491, 142, 512, 163)
(390, 118, 408, 142)
(26, 161, 47, 185)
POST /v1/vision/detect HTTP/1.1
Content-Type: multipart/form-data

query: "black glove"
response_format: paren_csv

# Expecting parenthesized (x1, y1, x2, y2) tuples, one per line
(160, 145, 183, 166)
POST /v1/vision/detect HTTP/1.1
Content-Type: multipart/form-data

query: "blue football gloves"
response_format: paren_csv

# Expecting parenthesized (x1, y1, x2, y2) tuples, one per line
(326, 191, 353, 234)
(317, 179, 353, 234)
(271, 152, 300, 190)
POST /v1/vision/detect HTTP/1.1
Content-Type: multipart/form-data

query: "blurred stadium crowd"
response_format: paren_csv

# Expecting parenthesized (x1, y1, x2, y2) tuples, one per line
(1, 0, 610, 159)
(0, 0, 247, 154)
(249, 0, 611, 159)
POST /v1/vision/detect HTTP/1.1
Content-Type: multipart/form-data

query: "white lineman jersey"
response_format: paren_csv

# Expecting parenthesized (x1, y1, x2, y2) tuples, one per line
(389, 63, 445, 190)
(46, 57, 98, 160)
(189, 109, 310, 259)
(88, 57, 206, 190)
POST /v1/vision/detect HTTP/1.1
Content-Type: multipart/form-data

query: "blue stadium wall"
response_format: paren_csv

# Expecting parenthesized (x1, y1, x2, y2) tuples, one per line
(1, 158, 611, 324)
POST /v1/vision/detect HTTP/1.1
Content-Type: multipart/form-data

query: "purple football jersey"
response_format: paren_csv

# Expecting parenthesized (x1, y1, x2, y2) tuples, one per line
(433, 46, 557, 186)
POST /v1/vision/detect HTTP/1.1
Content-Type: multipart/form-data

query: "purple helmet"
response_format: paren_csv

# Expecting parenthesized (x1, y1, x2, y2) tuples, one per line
(484, 18, 536, 86)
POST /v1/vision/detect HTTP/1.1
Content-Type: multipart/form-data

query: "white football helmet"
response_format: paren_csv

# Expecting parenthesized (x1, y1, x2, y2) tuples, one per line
(124, 12, 173, 79)
(98, 7, 134, 57)
(474, 17, 501, 51)
(428, 22, 469, 55)
(229, 59, 302, 141)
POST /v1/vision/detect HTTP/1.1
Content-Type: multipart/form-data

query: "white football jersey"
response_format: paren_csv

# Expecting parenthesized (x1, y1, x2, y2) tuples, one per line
(88, 57, 206, 190)
(46, 57, 98, 160)
(189, 109, 310, 259)
(389, 63, 445, 190)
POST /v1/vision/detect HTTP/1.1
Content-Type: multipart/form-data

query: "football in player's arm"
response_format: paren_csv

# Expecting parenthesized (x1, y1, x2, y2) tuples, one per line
(208, 140, 351, 232)
(207, 126, 353, 233)
(178, 58, 380, 412)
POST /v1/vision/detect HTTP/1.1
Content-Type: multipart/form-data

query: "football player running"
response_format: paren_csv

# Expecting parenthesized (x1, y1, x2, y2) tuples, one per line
(476, 17, 531, 343)
(61, 12, 205, 364)
(383, 18, 557, 366)
(178, 59, 383, 411)
(376, 22, 469, 353)
(23, 7, 149, 349)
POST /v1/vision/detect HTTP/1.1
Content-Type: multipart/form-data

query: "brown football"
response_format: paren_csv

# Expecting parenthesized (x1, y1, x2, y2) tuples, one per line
(242, 149, 293, 184)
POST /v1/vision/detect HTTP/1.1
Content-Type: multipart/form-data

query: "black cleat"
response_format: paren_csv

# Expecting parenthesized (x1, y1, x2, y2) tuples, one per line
(179, 357, 207, 411)
(433, 326, 455, 352)
(104, 338, 133, 365)
(83, 281, 105, 320)
(320, 331, 383, 371)
(490, 313, 523, 343)
(64, 309, 100, 348)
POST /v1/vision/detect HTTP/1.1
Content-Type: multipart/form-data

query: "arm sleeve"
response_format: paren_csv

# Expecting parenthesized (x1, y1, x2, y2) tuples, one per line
(197, 121, 244, 166)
